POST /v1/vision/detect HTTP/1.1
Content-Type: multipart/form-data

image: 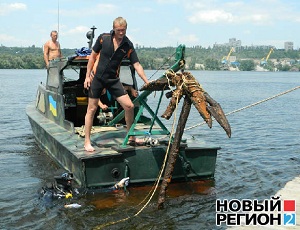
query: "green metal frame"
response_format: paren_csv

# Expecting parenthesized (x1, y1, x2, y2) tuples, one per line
(108, 44, 186, 146)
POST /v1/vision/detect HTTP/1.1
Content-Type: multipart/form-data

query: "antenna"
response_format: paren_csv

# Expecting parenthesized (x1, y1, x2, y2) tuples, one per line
(57, 0, 60, 39)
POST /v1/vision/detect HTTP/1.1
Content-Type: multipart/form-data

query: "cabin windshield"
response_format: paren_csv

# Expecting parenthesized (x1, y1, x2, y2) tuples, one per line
(63, 68, 82, 82)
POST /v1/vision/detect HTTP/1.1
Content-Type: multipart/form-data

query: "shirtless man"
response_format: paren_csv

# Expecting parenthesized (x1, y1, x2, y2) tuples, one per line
(43, 30, 62, 68)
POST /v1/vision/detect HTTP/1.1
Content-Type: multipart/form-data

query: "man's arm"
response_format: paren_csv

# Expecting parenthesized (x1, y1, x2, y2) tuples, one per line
(43, 42, 49, 67)
(58, 42, 62, 58)
(133, 62, 149, 84)
(84, 50, 98, 89)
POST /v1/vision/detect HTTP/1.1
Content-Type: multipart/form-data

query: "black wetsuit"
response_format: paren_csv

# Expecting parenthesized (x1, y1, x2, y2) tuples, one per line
(89, 30, 139, 99)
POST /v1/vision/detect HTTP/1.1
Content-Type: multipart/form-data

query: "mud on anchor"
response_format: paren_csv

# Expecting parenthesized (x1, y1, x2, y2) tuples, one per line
(140, 70, 231, 138)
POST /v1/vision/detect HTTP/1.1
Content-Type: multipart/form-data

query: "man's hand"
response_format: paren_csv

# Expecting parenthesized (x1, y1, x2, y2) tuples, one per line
(98, 101, 108, 110)
(84, 76, 92, 89)
(84, 71, 95, 90)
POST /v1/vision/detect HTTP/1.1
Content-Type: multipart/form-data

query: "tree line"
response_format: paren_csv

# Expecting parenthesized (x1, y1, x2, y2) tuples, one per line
(1, 45, 299, 71)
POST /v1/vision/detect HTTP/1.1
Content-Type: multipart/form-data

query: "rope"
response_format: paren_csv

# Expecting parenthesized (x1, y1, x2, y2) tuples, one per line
(132, 81, 184, 215)
(185, 85, 300, 131)
(148, 52, 176, 80)
(93, 79, 183, 230)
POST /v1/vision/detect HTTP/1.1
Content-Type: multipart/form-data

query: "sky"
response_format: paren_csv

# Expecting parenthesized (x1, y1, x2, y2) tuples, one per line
(1, 0, 300, 49)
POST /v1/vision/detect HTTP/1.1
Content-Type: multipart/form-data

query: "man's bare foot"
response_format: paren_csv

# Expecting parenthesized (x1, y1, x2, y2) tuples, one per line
(84, 144, 95, 152)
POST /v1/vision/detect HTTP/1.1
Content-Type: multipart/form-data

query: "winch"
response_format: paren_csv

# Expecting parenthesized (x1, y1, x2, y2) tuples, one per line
(97, 111, 114, 125)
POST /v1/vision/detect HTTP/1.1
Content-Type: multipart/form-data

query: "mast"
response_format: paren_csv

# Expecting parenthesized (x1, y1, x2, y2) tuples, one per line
(57, 0, 60, 39)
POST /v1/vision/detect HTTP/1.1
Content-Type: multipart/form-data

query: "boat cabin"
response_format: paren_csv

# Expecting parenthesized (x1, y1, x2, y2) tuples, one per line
(36, 55, 141, 133)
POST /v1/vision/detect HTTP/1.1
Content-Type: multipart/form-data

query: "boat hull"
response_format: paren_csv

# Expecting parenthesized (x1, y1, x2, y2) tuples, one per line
(26, 101, 219, 188)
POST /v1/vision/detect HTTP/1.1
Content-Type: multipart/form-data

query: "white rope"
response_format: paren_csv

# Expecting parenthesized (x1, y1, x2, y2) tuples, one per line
(133, 80, 184, 216)
(184, 85, 300, 131)
(94, 81, 183, 229)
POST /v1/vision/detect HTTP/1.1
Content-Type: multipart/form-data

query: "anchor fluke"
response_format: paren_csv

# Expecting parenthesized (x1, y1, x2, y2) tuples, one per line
(140, 71, 231, 137)
(204, 92, 231, 138)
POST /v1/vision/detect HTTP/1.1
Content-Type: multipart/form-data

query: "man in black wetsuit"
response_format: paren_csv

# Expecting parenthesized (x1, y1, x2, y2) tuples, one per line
(84, 17, 149, 152)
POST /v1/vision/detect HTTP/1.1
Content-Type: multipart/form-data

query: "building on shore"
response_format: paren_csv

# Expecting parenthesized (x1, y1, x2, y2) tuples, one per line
(284, 41, 293, 51)
(213, 38, 242, 49)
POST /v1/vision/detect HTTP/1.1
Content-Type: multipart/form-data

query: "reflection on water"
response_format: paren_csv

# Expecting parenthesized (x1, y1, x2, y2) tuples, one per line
(89, 180, 215, 210)
(0, 70, 300, 229)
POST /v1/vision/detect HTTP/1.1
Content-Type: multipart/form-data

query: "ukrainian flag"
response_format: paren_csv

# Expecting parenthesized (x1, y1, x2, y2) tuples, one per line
(49, 95, 57, 117)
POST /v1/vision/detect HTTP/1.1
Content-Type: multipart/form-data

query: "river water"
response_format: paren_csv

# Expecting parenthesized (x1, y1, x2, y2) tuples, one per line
(0, 69, 299, 230)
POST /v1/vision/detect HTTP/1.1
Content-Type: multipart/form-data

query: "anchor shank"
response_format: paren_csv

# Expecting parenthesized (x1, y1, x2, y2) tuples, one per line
(157, 96, 192, 209)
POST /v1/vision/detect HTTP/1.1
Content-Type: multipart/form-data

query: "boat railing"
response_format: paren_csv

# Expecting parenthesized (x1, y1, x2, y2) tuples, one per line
(55, 44, 185, 145)
(108, 44, 186, 146)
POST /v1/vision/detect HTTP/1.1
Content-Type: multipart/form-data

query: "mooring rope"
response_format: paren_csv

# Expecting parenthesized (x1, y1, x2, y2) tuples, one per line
(184, 85, 300, 131)
(148, 51, 176, 80)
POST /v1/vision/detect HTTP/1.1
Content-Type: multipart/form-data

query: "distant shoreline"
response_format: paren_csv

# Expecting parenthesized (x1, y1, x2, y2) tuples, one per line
(1, 46, 299, 71)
